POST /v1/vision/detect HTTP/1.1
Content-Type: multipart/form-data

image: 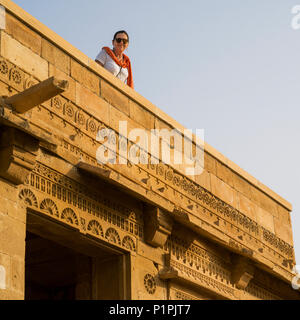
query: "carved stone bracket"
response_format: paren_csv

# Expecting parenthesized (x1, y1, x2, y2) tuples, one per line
(144, 205, 173, 248)
(231, 255, 255, 290)
(0, 126, 39, 184)
(4, 76, 69, 113)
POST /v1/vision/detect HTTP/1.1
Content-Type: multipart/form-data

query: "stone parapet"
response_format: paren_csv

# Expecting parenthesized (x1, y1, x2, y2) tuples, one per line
(0, 0, 298, 300)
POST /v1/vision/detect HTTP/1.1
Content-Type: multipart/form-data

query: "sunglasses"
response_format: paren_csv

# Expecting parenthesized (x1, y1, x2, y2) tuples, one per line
(115, 38, 128, 44)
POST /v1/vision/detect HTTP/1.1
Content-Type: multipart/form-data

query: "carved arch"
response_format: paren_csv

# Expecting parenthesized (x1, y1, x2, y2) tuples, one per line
(122, 235, 136, 252)
(40, 198, 59, 217)
(87, 220, 104, 237)
(61, 208, 79, 225)
(19, 189, 38, 208)
(105, 228, 121, 245)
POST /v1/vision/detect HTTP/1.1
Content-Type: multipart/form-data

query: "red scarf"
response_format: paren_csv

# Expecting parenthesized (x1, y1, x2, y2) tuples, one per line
(103, 47, 134, 89)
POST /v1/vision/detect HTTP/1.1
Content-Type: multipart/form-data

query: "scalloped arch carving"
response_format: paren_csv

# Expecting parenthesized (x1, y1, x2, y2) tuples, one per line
(40, 199, 59, 217)
(19, 189, 38, 207)
(87, 220, 104, 237)
(61, 208, 78, 225)
(122, 235, 136, 251)
(105, 228, 121, 245)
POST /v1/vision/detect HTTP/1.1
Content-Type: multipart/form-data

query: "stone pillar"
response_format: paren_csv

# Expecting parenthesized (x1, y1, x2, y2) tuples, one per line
(0, 178, 27, 299)
(0, 126, 39, 299)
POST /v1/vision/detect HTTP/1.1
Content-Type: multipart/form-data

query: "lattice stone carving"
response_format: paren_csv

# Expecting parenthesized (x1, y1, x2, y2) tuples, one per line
(144, 274, 156, 295)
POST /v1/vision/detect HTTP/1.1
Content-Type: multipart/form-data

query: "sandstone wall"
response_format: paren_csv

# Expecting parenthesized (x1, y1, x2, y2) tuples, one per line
(0, 0, 297, 300)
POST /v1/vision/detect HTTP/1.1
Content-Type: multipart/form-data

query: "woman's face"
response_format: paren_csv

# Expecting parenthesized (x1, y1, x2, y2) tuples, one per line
(112, 33, 129, 53)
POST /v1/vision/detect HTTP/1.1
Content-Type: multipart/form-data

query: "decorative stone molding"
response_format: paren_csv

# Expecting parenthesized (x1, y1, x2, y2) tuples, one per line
(0, 126, 39, 184)
(231, 255, 254, 290)
(144, 205, 173, 248)
(159, 254, 237, 300)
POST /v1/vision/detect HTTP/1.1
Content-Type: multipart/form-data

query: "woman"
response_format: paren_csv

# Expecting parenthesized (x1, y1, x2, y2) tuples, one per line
(95, 30, 134, 89)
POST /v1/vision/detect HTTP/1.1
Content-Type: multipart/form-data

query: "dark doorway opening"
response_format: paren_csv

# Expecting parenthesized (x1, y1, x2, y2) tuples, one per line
(25, 211, 131, 300)
(25, 231, 92, 300)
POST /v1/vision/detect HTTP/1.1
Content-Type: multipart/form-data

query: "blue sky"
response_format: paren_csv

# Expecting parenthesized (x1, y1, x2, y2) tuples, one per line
(12, 0, 300, 265)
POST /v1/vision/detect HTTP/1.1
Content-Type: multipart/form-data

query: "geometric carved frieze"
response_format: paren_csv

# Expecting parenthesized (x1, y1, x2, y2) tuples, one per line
(27, 162, 144, 238)
(18, 162, 144, 254)
(144, 205, 173, 248)
(244, 282, 281, 300)
(19, 185, 138, 254)
(0, 126, 39, 185)
(159, 254, 237, 300)
(164, 235, 232, 285)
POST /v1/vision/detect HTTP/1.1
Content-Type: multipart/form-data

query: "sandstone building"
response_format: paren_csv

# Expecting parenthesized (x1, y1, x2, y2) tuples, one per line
(0, 0, 299, 300)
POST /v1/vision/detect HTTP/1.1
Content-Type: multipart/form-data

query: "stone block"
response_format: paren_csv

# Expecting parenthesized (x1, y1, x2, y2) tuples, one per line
(0, 178, 18, 202)
(256, 206, 274, 233)
(210, 174, 235, 207)
(109, 104, 141, 137)
(195, 169, 211, 192)
(204, 152, 217, 176)
(0, 213, 26, 257)
(129, 100, 154, 131)
(277, 204, 291, 226)
(273, 217, 294, 246)
(0, 198, 25, 223)
(238, 192, 257, 222)
(71, 59, 99, 95)
(130, 255, 166, 300)
(5, 13, 41, 55)
(11, 256, 24, 293)
(257, 192, 278, 217)
(41, 38, 70, 74)
(101, 80, 130, 116)
(1, 32, 48, 80)
(49, 64, 76, 101)
(75, 82, 109, 126)
(0, 252, 10, 291)
(250, 186, 277, 216)
(216, 161, 234, 188)
(232, 173, 251, 198)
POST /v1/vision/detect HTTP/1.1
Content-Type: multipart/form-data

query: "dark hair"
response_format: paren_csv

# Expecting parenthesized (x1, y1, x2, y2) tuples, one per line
(113, 30, 129, 42)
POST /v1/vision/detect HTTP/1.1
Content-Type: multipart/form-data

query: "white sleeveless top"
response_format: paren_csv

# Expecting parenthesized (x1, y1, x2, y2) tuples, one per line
(95, 49, 129, 83)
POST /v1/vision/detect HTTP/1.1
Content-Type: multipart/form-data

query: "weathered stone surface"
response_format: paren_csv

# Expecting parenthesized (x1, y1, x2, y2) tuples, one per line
(256, 206, 275, 233)
(0, 212, 25, 257)
(1, 32, 48, 80)
(5, 13, 41, 55)
(101, 80, 130, 115)
(71, 59, 99, 95)
(211, 174, 235, 207)
(129, 100, 154, 131)
(75, 81, 109, 125)
(41, 39, 70, 74)
(0, 0, 297, 301)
